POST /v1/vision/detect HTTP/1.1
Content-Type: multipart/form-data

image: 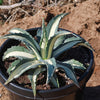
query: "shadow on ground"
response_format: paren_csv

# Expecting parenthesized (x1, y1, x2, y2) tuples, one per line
(83, 86, 100, 100)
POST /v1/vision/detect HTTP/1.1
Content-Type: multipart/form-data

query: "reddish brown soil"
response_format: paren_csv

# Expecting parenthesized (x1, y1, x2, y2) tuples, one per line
(0, 0, 100, 100)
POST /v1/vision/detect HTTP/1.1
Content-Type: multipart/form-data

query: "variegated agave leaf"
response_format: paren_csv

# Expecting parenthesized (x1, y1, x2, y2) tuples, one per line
(3, 46, 35, 61)
(47, 31, 74, 58)
(0, 30, 41, 60)
(50, 73, 59, 88)
(7, 59, 20, 75)
(63, 59, 86, 70)
(53, 40, 83, 58)
(5, 60, 44, 85)
(28, 67, 46, 97)
(46, 13, 70, 40)
(39, 58, 57, 84)
(9, 28, 40, 51)
(40, 19, 48, 59)
(57, 62, 79, 87)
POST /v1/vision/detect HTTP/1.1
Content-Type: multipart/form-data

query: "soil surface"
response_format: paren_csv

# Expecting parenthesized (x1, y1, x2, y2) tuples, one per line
(0, 0, 100, 100)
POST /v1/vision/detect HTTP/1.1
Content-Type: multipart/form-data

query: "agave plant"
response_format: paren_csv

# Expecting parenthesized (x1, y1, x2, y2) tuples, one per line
(0, 13, 93, 97)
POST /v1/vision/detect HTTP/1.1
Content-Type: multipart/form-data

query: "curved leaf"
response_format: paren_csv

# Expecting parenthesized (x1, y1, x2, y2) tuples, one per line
(53, 40, 83, 58)
(7, 59, 35, 75)
(9, 28, 30, 35)
(57, 62, 79, 87)
(50, 73, 59, 88)
(76, 42, 94, 51)
(63, 59, 86, 70)
(54, 34, 83, 50)
(47, 31, 73, 58)
(1, 32, 40, 51)
(7, 60, 20, 75)
(46, 13, 70, 40)
(43, 58, 57, 84)
(9, 28, 40, 51)
(40, 19, 48, 59)
(1, 33, 41, 60)
(53, 35, 66, 49)
(28, 67, 45, 97)
(5, 60, 44, 85)
(3, 46, 35, 60)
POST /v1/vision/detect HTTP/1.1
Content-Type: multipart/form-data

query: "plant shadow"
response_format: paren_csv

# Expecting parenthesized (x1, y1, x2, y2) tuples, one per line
(82, 85, 100, 100)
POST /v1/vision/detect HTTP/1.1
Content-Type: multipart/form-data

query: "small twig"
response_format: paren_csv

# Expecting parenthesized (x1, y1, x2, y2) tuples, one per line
(32, 4, 46, 10)
(5, 8, 19, 23)
(5, 8, 30, 23)
(0, 0, 33, 10)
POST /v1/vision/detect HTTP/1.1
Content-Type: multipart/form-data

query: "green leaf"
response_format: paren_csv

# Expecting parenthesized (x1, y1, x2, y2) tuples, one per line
(40, 19, 48, 59)
(50, 73, 59, 88)
(63, 59, 86, 70)
(47, 31, 73, 58)
(57, 62, 79, 87)
(53, 35, 66, 49)
(1, 33, 41, 60)
(43, 58, 57, 84)
(63, 37, 84, 44)
(7, 60, 20, 75)
(76, 42, 94, 51)
(46, 13, 70, 40)
(3, 46, 35, 60)
(7, 59, 35, 75)
(36, 28, 42, 43)
(28, 67, 45, 97)
(53, 33, 83, 49)
(9, 28, 30, 35)
(9, 28, 40, 51)
(5, 60, 44, 85)
(53, 40, 83, 58)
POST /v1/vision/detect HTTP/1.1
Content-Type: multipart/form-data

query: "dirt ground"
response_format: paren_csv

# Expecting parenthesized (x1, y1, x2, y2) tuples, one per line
(0, 0, 100, 100)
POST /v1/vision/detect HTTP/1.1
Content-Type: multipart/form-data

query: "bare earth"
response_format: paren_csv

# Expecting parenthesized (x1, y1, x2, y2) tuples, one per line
(0, 0, 100, 100)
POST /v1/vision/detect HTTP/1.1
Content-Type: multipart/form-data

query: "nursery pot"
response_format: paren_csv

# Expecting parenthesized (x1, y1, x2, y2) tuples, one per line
(0, 28, 94, 100)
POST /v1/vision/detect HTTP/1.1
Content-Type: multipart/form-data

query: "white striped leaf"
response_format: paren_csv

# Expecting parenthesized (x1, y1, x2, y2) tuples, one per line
(1, 33, 41, 60)
(40, 19, 48, 59)
(76, 42, 94, 51)
(7, 59, 35, 75)
(53, 40, 83, 58)
(1, 33, 39, 51)
(64, 37, 84, 44)
(63, 59, 86, 70)
(7, 60, 20, 75)
(44, 58, 57, 84)
(5, 60, 44, 85)
(53, 35, 66, 49)
(57, 62, 79, 87)
(28, 67, 46, 97)
(46, 13, 69, 40)
(53, 34, 83, 50)
(9, 28, 40, 51)
(47, 31, 73, 58)
(9, 28, 30, 35)
(3, 46, 35, 60)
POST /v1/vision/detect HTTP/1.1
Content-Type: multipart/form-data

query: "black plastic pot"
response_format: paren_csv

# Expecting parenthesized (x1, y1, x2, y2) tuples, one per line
(0, 28, 94, 100)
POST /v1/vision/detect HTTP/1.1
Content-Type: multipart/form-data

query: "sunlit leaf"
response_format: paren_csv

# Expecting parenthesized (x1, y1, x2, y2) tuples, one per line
(63, 59, 86, 70)
(3, 46, 35, 60)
